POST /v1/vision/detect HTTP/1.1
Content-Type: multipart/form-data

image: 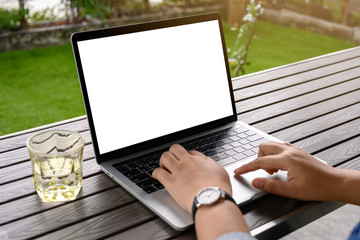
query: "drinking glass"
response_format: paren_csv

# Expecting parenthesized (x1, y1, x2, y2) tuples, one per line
(27, 130, 85, 202)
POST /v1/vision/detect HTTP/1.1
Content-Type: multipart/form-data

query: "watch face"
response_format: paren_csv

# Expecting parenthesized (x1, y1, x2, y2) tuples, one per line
(197, 187, 221, 205)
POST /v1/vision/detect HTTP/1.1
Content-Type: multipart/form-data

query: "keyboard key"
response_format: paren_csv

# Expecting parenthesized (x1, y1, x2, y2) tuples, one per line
(247, 134, 263, 142)
(184, 143, 195, 150)
(114, 164, 130, 173)
(233, 153, 248, 161)
(127, 162, 139, 169)
(148, 162, 159, 169)
(242, 144, 253, 150)
(225, 149, 237, 156)
(122, 169, 141, 177)
(136, 178, 155, 188)
(204, 149, 217, 157)
(129, 173, 151, 183)
(239, 139, 250, 145)
(234, 126, 247, 133)
(222, 138, 232, 144)
(154, 182, 164, 190)
(230, 141, 241, 147)
(214, 141, 225, 147)
(214, 146, 225, 153)
(196, 146, 208, 152)
(227, 130, 237, 136)
(149, 155, 160, 162)
(138, 159, 151, 165)
(245, 131, 256, 136)
(243, 150, 256, 157)
(237, 133, 247, 139)
(216, 152, 228, 159)
(250, 138, 268, 147)
(229, 136, 240, 141)
(222, 144, 233, 150)
(143, 186, 157, 194)
(218, 157, 236, 166)
(138, 165, 152, 172)
(212, 155, 221, 161)
(234, 146, 245, 153)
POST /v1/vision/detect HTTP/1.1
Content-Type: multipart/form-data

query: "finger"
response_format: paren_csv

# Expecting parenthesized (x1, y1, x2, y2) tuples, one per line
(159, 151, 178, 172)
(257, 142, 287, 157)
(234, 155, 285, 175)
(152, 168, 172, 185)
(169, 144, 189, 160)
(188, 150, 206, 157)
(252, 177, 291, 196)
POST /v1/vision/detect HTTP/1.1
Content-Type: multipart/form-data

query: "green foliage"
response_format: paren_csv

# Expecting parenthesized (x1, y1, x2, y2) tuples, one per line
(0, 7, 28, 30)
(160, 0, 187, 7)
(29, 8, 57, 23)
(61, 0, 114, 21)
(323, 0, 342, 23)
(227, 0, 264, 76)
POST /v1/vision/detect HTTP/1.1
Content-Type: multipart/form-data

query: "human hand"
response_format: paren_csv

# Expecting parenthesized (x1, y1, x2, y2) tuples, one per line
(234, 142, 345, 202)
(152, 144, 232, 214)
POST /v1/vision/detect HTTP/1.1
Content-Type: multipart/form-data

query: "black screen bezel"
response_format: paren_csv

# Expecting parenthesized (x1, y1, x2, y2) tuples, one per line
(71, 13, 237, 164)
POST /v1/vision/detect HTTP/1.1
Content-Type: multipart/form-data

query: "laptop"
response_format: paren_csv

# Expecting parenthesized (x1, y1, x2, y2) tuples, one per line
(71, 12, 287, 230)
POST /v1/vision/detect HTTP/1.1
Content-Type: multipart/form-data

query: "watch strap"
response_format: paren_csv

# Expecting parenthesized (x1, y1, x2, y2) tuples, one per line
(191, 188, 236, 222)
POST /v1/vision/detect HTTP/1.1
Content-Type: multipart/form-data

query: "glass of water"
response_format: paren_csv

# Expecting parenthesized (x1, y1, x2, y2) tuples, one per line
(27, 130, 85, 202)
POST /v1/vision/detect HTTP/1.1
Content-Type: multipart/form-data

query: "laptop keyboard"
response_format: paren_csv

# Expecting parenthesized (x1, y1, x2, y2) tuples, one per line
(113, 126, 268, 194)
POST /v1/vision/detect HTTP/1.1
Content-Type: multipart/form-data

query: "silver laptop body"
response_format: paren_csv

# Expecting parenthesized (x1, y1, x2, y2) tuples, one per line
(71, 13, 286, 231)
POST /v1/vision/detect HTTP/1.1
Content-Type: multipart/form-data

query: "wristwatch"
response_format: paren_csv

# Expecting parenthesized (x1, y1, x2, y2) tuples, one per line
(191, 187, 236, 222)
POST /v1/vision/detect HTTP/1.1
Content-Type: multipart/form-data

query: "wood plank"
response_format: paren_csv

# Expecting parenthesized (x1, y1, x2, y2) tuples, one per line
(272, 103, 360, 143)
(1, 187, 136, 240)
(289, 119, 360, 159)
(235, 74, 359, 114)
(0, 144, 95, 185)
(238, 80, 360, 124)
(0, 174, 118, 225)
(0, 119, 89, 153)
(234, 62, 360, 101)
(173, 231, 197, 240)
(314, 136, 360, 166)
(106, 218, 182, 240)
(337, 156, 360, 170)
(0, 133, 95, 168)
(232, 47, 360, 89)
(241, 195, 306, 231)
(36, 202, 154, 240)
(0, 158, 101, 204)
(252, 91, 360, 134)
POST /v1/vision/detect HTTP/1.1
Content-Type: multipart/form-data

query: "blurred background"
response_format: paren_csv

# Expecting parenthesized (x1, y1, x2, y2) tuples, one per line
(0, 0, 359, 136)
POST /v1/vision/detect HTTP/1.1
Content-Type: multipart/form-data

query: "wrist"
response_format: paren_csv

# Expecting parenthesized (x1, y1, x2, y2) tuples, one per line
(191, 187, 235, 222)
(335, 169, 360, 205)
(321, 167, 346, 202)
(195, 200, 250, 239)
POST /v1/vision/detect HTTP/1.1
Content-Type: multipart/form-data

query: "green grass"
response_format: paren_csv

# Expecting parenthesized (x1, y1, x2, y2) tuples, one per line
(0, 20, 357, 136)
(0, 44, 85, 136)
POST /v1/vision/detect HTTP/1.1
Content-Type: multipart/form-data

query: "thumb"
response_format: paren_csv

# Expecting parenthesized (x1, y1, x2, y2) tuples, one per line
(252, 178, 290, 196)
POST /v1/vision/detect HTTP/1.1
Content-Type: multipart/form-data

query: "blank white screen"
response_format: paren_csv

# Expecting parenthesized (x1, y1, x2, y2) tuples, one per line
(78, 20, 234, 154)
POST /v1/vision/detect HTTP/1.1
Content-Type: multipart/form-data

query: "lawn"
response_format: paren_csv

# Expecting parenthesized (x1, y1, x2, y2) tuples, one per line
(0, 20, 357, 136)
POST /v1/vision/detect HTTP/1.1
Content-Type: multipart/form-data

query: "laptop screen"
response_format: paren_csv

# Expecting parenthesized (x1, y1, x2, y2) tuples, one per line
(76, 19, 234, 155)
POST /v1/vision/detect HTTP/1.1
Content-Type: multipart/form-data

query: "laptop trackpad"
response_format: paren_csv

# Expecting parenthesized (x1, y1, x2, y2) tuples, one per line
(224, 159, 287, 205)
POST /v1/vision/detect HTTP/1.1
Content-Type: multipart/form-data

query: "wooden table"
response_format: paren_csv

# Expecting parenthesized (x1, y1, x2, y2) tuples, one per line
(1, 47, 360, 240)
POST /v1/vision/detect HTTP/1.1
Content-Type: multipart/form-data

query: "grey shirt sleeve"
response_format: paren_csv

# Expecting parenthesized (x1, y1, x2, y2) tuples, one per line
(216, 232, 257, 240)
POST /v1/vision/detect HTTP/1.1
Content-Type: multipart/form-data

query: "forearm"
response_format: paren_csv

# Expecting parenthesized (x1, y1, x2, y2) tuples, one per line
(335, 169, 360, 206)
(195, 200, 250, 240)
